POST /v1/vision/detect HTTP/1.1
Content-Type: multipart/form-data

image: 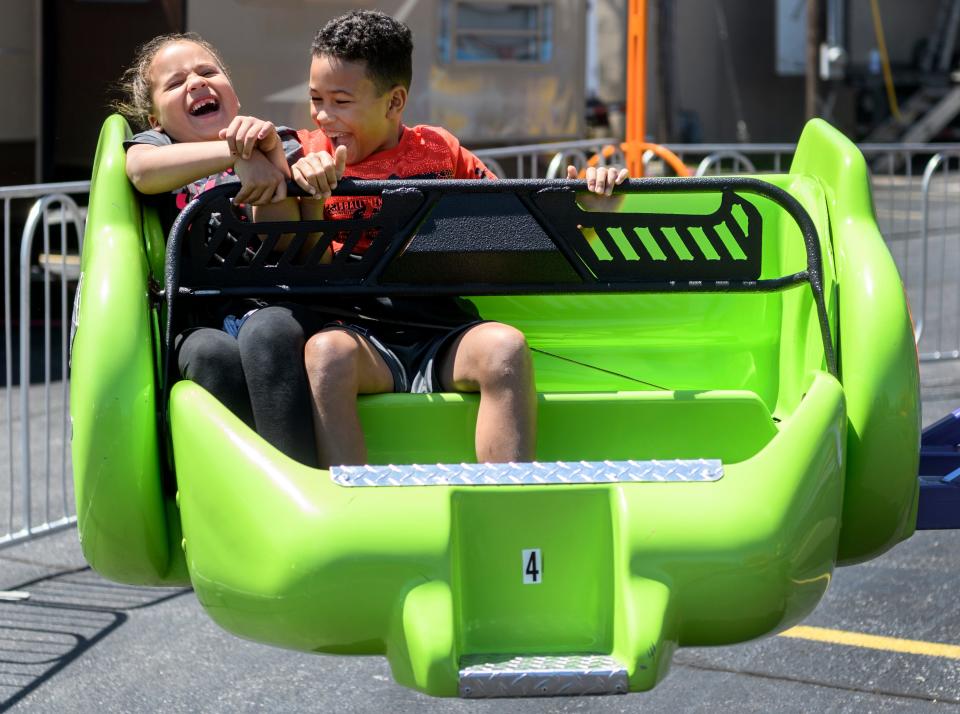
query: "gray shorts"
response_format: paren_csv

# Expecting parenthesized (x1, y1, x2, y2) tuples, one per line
(326, 319, 483, 393)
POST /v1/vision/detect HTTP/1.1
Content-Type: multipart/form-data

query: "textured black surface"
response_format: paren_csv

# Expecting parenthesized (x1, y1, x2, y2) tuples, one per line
(381, 192, 581, 285)
(532, 188, 762, 281)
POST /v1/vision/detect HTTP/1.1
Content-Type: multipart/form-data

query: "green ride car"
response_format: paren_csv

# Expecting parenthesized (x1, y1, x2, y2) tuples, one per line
(70, 114, 919, 698)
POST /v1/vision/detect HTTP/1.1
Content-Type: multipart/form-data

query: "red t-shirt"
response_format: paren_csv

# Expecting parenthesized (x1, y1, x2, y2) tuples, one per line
(297, 124, 494, 225)
(297, 125, 488, 329)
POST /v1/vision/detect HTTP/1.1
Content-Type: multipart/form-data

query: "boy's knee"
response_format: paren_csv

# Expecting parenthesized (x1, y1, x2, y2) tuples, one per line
(472, 323, 532, 381)
(304, 330, 362, 376)
(481, 323, 530, 360)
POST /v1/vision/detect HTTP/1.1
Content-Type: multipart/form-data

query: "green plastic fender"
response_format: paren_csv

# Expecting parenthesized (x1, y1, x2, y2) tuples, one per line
(70, 115, 187, 585)
(170, 369, 845, 696)
(790, 119, 921, 564)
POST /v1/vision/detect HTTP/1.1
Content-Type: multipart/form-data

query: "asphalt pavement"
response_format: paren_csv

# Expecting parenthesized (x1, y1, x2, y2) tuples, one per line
(1, 357, 959, 713)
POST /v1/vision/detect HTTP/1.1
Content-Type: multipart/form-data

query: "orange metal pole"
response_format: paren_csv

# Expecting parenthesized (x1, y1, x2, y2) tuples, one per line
(625, 0, 647, 176)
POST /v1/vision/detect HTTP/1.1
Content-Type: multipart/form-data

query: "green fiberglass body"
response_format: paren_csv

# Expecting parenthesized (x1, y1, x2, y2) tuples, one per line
(71, 115, 919, 698)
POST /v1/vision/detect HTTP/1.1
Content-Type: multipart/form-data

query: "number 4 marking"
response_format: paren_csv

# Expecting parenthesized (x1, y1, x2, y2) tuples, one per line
(522, 548, 542, 584)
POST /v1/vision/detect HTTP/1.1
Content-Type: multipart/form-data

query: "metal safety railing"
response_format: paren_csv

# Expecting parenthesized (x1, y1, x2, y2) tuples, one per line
(0, 181, 87, 550)
(4, 138, 960, 549)
(916, 151, 960, 360)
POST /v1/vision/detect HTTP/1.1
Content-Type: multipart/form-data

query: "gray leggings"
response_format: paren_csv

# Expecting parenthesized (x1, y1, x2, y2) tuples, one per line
(175, 305, 318, 467)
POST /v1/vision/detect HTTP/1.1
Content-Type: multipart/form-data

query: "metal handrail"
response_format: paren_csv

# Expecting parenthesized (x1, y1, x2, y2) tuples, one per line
(918, 150, 960, 359)
(0, 181, 90, 200)
(16, 193, 84, 539)
(695, 151, 757, 176)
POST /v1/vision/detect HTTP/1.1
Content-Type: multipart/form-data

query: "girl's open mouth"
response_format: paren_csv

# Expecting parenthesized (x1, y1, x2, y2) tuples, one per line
(189, 97, 220, 116)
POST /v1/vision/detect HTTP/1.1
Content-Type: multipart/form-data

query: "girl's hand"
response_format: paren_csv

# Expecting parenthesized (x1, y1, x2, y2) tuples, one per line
(220, 116, 280, 160)
(566, 164, 630, 196)
(234, 150, 287, 205)
(291, 145, 347, 199)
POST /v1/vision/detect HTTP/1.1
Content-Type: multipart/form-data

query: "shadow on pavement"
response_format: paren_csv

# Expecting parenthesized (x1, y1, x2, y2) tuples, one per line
(0, 566, 187, 709)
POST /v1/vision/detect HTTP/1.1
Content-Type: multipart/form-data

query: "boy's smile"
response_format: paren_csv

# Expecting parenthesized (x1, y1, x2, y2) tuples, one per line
(309, 54, 405, 164)
(148, 41, 240, 142)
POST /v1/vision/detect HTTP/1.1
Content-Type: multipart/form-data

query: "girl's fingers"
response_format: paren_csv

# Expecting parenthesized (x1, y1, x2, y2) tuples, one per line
(334, 145, 347, 178)
(257, 121, 275, 140)
(221, 117, 239, 157)
(241, 118, 261, 159)
(257, 182, 278, 206)
(234, 182, 253, 204)
(566, 165, 578, 179)
(248, 180, 269, 206)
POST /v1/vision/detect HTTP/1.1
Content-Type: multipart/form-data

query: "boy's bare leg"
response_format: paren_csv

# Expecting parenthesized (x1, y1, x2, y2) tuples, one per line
(438, 322, 536, 462)
(304, 327, 394, 467)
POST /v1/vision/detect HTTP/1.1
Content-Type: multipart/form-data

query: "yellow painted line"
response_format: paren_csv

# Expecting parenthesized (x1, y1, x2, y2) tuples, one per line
(780, 625, 960, 660)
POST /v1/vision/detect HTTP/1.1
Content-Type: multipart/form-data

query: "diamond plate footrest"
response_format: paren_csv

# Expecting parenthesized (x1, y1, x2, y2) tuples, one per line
(458, 654, 629, 697)
(331, 458, 723, 487)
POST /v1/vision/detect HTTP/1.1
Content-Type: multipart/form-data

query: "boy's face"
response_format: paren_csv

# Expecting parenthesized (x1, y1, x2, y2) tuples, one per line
(148, 41, 240, 142)
(309, 54, 405, 164)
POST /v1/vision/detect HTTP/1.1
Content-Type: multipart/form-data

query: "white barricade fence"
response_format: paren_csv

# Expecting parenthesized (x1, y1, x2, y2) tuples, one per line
(4, 139, 960, 547)
(0, 182, 87, 550)
(916, 152, 960, 360)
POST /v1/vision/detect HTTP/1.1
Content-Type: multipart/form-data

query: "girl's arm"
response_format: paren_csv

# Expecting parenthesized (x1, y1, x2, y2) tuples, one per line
(125, 140, 235, 195)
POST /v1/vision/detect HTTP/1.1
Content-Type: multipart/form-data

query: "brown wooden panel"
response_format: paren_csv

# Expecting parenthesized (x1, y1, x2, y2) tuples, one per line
(43, 0, 185, 180)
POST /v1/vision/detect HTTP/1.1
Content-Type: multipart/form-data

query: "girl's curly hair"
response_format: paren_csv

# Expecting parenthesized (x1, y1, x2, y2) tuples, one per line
(113, 32, 230, 130)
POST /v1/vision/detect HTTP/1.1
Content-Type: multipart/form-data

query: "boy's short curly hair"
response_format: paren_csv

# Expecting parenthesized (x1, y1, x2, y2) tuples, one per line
(113, 32, 230, 131)
(311, 10, 413, 94)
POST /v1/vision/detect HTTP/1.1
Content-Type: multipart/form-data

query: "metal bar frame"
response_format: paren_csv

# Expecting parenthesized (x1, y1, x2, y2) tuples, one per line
(0, 191, 85, 550)
(165, 177, 837, 377)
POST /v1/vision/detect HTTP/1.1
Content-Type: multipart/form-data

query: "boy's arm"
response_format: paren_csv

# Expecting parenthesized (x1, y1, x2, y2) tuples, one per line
(296, 196, 333, 264)
(125, 141, 235, 195)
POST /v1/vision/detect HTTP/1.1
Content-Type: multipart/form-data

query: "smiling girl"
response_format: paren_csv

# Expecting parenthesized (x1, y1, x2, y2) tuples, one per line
(116, 33, 300, 225)
(114, 33, 320, 467)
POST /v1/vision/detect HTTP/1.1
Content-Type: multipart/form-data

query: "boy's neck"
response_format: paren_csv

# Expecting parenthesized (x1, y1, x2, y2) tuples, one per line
(337, 122, 405, 164)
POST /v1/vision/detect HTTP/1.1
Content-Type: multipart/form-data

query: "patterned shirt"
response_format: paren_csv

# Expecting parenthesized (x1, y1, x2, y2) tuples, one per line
(297, 124, 494, 252)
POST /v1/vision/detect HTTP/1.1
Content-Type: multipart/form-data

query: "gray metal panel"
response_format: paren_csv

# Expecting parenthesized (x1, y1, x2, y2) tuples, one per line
(330, 459, 722, 488)
(459, 654, 628, 698)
